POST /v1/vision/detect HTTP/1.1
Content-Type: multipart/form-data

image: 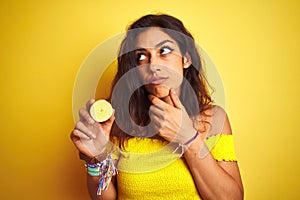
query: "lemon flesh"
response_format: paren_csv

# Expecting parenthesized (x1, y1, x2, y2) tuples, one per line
(90, 100, 113, 122)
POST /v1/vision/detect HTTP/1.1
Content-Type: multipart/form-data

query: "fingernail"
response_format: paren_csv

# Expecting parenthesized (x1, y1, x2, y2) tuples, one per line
(171, 89, 176, 94)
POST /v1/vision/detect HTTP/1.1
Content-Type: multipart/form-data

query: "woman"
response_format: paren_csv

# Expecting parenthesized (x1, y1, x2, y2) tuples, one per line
(71, 14, 244, 200)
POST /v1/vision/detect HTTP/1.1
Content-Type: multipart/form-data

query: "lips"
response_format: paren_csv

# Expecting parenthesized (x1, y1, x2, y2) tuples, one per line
(149, 77, 168, 84)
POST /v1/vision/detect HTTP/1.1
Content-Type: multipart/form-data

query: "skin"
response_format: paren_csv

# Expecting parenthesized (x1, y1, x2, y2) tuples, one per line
(71, 99, 116, 199)
(70, 27, 244, 200)
(135, 28, 191, 103)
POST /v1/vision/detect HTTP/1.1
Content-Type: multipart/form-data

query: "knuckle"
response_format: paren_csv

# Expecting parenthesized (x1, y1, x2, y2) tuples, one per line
(158, 121, 164, 129)
(159, 130, 166, 137)
(86, 99, 94, 107)
(164, 106, 169, 111)
(79, 108, 86, 115)
(75, 121, 81, 128)
(149, 105, 154, 112)
(71, 129, 77, 138)
(155, 124, 161, 131)
(161, 112, 166, 120)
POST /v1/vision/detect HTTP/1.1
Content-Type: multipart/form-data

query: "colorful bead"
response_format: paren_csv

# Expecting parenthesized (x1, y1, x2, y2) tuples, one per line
(85, 154, 118, 195)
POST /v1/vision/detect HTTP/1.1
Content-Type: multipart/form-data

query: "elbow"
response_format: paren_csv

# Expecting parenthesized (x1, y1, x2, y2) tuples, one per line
(229, 186, 244, 200)
(229, 184, 244, 200)
(218, 185, 244, 200)
(237, 186, 244, 200)
(236, 179, 244, 200)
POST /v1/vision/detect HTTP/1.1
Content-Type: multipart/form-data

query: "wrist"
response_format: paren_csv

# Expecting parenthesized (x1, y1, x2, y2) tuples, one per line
(184, 136, 202, 154)
(173, 131, 199, 157)
(79, 148, 107, 164)
(184, 131, 199, 147)
(184, 136, 209, 160)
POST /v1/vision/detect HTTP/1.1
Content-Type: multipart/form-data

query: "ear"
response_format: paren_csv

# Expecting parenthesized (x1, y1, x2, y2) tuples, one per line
(183, 53, 192, 69)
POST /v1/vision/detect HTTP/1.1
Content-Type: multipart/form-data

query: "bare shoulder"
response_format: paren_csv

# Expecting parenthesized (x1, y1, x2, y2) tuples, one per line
(198, 105, 232, 139)
(212, 105, 232, 135)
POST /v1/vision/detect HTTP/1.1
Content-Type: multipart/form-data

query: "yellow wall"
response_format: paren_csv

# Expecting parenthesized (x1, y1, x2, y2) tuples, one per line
(1, 0, 299, 199)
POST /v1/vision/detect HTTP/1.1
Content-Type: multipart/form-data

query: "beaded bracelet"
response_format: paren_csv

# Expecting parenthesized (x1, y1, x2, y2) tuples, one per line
(173, 131, 199, 157)
(85, 154, 118, 195)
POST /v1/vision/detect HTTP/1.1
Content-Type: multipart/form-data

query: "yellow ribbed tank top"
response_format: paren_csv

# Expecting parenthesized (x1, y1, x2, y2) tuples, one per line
(116, 134, 237, 200)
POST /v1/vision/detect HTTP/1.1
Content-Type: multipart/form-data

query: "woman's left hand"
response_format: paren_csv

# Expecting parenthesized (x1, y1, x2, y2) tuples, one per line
(148, 89, 198, 144)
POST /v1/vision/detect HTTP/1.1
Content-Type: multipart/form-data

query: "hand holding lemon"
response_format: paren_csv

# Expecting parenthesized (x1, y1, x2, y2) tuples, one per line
(71, 99, 114, 158)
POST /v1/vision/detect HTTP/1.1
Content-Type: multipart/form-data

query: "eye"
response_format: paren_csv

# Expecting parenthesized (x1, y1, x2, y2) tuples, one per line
(160, 46, 174, 55)
(138, 53, 147, 61)
(135, 51, 148, 62)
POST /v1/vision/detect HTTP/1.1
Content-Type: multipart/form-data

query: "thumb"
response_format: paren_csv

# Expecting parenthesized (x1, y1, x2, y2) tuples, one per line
(99, 108, 115, 138)
(107, 108, 115, 123)
(170, 89, 182, 109)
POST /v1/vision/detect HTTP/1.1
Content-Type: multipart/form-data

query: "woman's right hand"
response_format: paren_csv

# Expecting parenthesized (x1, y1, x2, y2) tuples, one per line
(70, 99, 115, 158)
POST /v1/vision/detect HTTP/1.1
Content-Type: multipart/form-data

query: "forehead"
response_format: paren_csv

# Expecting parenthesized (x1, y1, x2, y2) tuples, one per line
(135, 27, 178, 48)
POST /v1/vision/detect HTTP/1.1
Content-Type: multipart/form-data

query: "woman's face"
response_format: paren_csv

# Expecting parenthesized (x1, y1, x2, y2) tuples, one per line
(135, 27, 189, 98)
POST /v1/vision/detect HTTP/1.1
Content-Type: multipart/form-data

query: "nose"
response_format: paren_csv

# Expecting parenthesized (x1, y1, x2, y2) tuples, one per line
(149, 64, 160, 73)
(149, 53, 160, 73)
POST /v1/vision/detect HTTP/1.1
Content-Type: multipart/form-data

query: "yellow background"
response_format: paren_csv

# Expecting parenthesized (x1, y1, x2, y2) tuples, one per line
(1, 0, 299, 199)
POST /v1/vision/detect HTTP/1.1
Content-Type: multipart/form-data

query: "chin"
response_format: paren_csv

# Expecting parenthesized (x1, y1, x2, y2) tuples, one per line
(153, 92, 169, 99)
(148, 86, 170, 99)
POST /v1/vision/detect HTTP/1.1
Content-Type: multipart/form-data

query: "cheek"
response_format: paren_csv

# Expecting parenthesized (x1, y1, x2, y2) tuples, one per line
(137, 67, 148, 80)
(166, 61, 184, 77)
(167, 76, 183, 90)
(166, 56, 184, 72)
(165, 64, 184, 87)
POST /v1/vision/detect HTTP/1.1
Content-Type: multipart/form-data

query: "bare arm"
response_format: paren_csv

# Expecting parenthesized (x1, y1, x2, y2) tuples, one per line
(184, 113, 244, 200)
(87, 175, 117, 200)
(70, 99, 118, 199)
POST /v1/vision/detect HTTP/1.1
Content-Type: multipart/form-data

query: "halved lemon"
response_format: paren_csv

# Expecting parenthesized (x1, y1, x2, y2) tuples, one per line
(89, 99, 113, 122)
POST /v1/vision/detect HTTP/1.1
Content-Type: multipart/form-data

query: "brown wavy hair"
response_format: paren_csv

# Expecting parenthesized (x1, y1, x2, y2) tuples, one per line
(109, 14, 213, 149)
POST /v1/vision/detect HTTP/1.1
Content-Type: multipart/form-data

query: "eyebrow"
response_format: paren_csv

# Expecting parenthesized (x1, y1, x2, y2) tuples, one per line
(135, 39, 174, 51)
(155, 39, 174, 48)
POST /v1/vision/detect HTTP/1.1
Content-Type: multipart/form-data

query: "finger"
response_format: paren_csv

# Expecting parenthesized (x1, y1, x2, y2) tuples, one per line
(72, 129, 92, 140)
(150, 115, 171, 139)
(70, 130, 94, 157)
(104, 108, 115, 124)
(86, 99, 95, 111)
(149, 105, 165, 120)
(70, 130, 79, 141)
(149, 113, 164, 133)
(148, 95, 168, 109)
(75, 121, 96, 139)
(79, 108, 95, 125)
(100, 109, 115, 138)
(169, 89, 182, 109)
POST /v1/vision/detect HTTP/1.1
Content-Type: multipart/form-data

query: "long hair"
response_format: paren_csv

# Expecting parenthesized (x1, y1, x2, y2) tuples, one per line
(109, 14, 213, 149)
